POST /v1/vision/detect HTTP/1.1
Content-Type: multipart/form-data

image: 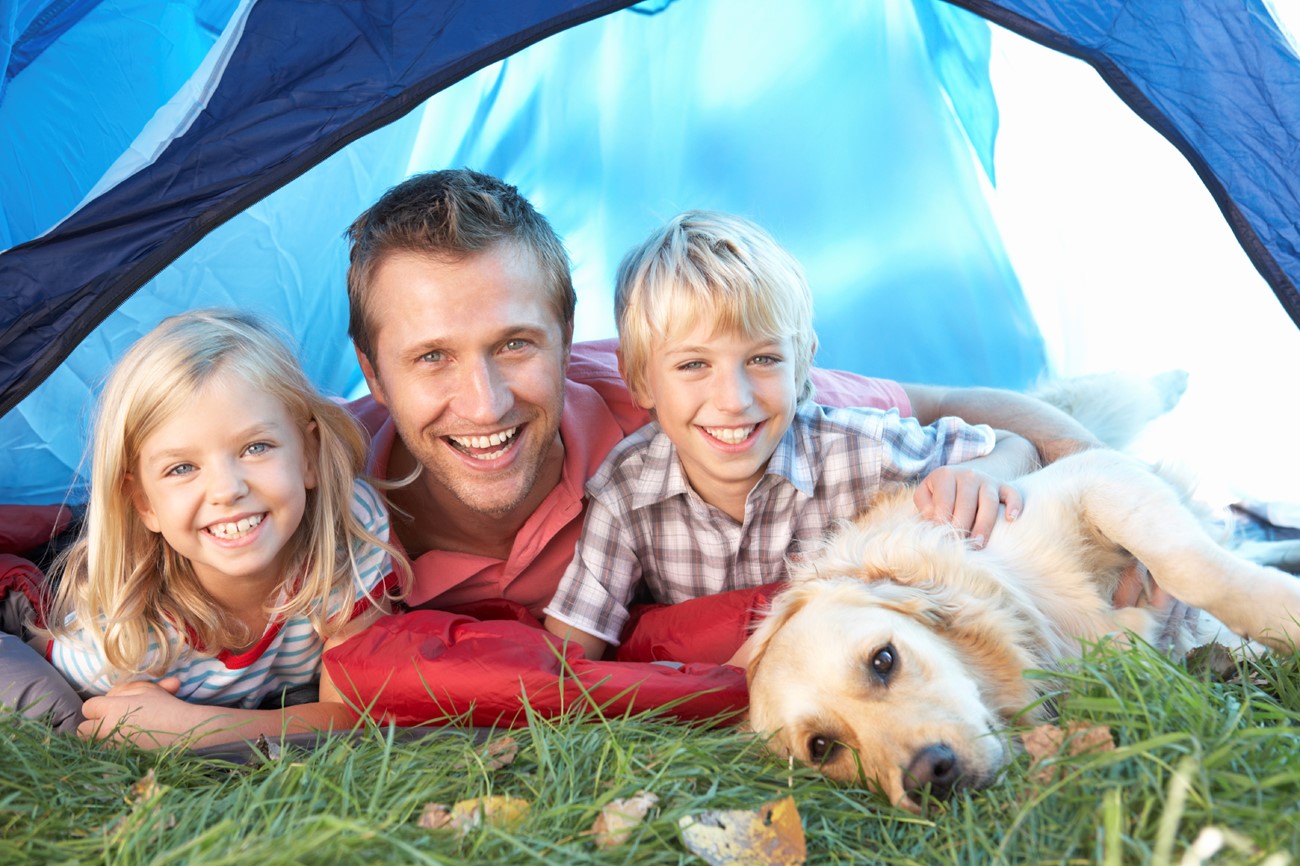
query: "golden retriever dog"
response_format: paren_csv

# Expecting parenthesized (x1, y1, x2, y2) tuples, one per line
(745, 376, 1300, 811)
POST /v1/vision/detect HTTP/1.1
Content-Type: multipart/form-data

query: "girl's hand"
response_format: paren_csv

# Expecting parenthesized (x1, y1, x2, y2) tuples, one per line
(913, 465, 1022, 548)
(79, 676, 207, 747)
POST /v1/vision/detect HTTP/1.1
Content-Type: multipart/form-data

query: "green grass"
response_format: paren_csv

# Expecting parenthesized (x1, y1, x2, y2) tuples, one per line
(3, 645, 1298, 865)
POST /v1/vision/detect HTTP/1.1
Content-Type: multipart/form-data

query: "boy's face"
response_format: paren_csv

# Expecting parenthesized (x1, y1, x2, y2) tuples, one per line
(637, 323, 801, 514)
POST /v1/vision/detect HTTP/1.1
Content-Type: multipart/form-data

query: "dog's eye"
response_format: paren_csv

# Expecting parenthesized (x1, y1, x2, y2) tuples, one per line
(807, 734, 839, 764)
(871, 644, 897, 681)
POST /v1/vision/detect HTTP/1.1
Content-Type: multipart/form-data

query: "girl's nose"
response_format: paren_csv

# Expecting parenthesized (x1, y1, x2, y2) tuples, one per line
(207, 459, 250, 505)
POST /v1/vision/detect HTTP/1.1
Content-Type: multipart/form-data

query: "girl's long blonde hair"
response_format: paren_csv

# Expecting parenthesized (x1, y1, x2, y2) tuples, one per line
(45, 309, 408, 679)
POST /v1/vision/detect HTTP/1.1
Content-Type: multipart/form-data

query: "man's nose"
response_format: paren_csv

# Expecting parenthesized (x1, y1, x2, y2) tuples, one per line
(455, 356, 513, 424)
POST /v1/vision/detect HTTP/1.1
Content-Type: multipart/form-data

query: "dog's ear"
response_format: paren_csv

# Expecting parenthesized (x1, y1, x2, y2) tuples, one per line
(745, 584, 815, 687)
(933, 593, 1041, 717)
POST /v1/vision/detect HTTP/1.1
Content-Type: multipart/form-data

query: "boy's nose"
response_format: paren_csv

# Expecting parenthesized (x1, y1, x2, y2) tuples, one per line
(454, 356, 513, 424)
(713, 366, 755, 413)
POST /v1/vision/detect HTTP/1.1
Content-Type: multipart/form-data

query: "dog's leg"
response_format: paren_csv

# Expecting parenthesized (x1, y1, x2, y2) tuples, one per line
(1059, 450, 1300, 653)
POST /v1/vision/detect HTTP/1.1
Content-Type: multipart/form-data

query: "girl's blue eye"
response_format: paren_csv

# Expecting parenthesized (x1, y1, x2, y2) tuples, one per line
(166, 463, 196, 477)
(245, 441, 271, 456)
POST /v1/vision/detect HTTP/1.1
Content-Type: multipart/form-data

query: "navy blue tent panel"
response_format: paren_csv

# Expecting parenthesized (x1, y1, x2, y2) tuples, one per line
(0, 0, 634, 417)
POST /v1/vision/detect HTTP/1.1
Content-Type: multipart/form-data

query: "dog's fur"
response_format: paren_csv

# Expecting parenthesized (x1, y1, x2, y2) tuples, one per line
(745, 374, 1300, 810)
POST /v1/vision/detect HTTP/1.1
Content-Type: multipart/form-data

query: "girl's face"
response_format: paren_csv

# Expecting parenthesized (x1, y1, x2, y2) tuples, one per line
(129, 371, 318, 601)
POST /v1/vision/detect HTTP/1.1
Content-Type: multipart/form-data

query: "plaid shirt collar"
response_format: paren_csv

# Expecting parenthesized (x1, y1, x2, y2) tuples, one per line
(629, 404, 820, 511)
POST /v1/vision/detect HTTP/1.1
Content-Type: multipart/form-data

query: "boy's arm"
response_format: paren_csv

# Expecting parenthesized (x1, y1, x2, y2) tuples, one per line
(913, 429, 1037, 547)
(543, 616, 607, 661)
(903, 383, 1102, 465)
(541, 496, 640, 660)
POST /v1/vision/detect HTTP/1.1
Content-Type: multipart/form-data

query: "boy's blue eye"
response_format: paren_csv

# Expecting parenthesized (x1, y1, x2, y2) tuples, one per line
(678, 360, 706, 371)
(751, 354, 781, 366)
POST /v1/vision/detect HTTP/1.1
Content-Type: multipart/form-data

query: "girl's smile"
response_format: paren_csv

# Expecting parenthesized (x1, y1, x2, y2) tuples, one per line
(129, 371, 317, 597)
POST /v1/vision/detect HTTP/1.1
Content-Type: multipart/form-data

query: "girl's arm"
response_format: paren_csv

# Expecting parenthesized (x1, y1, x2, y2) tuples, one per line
(78, 606, 388, 750)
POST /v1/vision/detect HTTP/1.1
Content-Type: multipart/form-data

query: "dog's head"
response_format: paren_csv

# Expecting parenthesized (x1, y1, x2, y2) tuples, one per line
(746, 569, 1042, 811)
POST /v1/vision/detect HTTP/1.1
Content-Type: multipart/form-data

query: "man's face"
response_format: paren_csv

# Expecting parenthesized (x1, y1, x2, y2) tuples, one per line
(358, 243, 569, 520)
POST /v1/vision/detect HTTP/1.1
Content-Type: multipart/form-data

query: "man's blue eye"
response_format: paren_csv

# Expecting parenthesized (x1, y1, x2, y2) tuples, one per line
(504, 339, 529, 352)
(420, 351, 444, 363)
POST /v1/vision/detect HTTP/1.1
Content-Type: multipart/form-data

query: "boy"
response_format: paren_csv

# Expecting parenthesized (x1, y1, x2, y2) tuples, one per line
(543, 211, 1036, 659)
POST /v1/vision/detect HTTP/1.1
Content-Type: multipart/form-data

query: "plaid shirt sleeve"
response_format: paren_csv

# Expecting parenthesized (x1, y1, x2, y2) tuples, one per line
(876, 413, 997, 481)
(542, 495, 643, 645)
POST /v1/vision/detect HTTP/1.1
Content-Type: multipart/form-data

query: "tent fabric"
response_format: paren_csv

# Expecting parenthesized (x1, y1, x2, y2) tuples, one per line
(0, 0, 1298, 509)
(0, 0, 1039, 504)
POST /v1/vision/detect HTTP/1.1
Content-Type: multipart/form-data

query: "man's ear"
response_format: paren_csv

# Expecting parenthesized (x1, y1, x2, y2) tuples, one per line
(355, 346, 386, 407)
(125, 473, 161, 533)
(616, 348, 655, 411)
(302, 420, 319, 491)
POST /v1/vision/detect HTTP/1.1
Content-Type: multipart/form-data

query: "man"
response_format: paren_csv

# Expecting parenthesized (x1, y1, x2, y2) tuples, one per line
(346, 169, 1102, 618)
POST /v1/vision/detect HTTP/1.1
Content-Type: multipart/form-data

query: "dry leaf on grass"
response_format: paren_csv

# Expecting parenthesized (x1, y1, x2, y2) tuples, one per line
(451, 736, 519, 773)
(591, 790, 659, 848)
(103, 769, 176, 837)
(418, 795, 531, 836)
(678, 795, 806, 865)
(1022, 721, 1114, 784)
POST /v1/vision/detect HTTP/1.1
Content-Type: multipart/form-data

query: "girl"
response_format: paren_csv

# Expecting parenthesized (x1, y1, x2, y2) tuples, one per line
(40, 309, 408, 748)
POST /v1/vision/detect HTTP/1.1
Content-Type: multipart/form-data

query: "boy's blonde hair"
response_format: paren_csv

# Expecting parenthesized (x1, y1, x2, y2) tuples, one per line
(615, 210, 817, 404)
(46, 309, 407, 680)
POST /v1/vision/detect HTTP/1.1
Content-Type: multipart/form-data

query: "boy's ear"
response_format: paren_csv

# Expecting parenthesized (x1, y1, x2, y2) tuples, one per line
(355, 346, 386, 407)
(302, 420, 320, 491)
(616, 348, 656, 410)
(125, 473, 161, 533)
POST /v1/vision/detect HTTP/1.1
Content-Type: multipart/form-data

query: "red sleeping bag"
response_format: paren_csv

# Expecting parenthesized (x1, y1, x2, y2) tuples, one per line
(324, 583, 784, 728)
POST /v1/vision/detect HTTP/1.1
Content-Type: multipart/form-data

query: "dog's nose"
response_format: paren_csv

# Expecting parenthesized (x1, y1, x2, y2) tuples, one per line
(904, 743, 961, 803)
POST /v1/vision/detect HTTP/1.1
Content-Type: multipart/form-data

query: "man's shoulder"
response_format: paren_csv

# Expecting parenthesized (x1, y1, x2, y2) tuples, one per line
(347, 394, 390, 437)
(566, 339, 649, 436)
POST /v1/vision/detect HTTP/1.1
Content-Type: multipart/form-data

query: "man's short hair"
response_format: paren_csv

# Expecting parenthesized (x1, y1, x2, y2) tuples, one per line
(345, 169, 575, 359)
(615, 210, 817, 403)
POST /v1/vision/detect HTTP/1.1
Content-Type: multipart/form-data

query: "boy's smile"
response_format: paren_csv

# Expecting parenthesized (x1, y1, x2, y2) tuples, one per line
(638, 326, 801, 521)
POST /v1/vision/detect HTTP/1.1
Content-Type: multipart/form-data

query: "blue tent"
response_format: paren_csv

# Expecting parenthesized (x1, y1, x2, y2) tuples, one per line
(2, 0, 1298, 506)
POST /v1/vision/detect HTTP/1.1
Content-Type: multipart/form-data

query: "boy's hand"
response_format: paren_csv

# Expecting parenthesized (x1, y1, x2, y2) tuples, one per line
(913, 465, 1022, 548)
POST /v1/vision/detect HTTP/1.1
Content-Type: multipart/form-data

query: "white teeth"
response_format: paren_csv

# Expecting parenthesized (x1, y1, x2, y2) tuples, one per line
(703, 425, 756, 445)
(449, 426, 519, 454)
(208, 514, 263, 539)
